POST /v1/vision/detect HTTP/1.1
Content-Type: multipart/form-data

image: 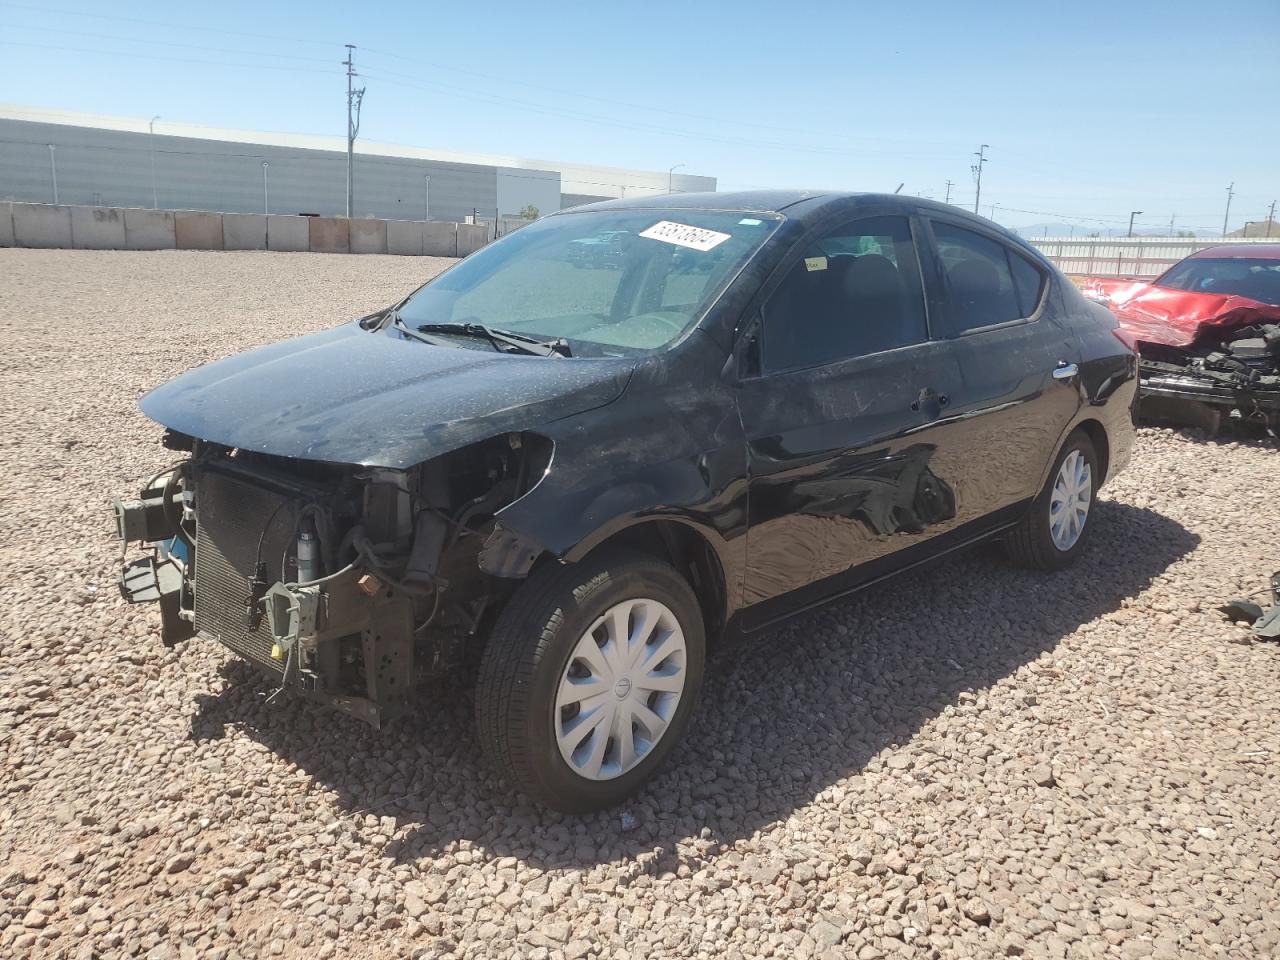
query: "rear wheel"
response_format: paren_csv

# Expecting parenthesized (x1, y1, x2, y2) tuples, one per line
(1004, 430, 1099, 570)
(475, 549, 705, 812)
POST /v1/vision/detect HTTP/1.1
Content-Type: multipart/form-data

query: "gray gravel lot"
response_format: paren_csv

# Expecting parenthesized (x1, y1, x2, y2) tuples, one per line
(1, 248, 1278, 960)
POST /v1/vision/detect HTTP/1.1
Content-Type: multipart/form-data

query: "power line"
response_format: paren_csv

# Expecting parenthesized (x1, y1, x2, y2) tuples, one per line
(358, 48, 966, 152)
(2, 2, 337, 49)
(0, 39, 335, 75)
(4, 10, 973, 158)
(0, 21, 336, 63)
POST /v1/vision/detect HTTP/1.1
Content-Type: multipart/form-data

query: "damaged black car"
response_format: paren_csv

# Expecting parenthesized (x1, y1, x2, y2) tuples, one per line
(115, 192, 1137, 811)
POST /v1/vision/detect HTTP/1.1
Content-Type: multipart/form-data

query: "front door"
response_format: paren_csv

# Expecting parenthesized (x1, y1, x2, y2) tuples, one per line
(736, 212, 966, 628)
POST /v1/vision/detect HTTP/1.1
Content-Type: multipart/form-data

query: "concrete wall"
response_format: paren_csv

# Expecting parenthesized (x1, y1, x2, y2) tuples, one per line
(175, 212, 224, 250)
(222, 213, 267, 251)
(349, 219, 387, 255)
(424, 222, 458, 257)
(387, 219, 424, 256)
(124, 209, 175, 250)
(0, 201, 523, 259)
(457, 223, 489, 257)
(267, 215, 309, 252)
(71, 206, 125, 249)
(308, 217, 349, 254)
(13, 203, 72, 248)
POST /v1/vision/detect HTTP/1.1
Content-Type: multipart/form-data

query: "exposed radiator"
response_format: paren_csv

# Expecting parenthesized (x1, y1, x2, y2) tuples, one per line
(193, 467, 295, 675)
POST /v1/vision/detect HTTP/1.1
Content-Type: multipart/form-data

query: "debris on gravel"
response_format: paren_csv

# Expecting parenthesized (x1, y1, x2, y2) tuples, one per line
(1, 248, 1278, 959)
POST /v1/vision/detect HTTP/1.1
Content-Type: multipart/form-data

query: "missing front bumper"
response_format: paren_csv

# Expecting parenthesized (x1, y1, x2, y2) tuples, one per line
(1140, 370, 1280, 431)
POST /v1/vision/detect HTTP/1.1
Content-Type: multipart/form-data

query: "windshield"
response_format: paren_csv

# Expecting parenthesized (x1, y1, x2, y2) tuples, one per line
(395, 209, 782, 356)
(1155, 257, 1280, 306)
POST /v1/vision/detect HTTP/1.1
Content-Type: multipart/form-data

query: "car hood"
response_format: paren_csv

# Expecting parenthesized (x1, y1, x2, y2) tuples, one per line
(1082, 277, 1280, 348)
(139, 322, 635, 467)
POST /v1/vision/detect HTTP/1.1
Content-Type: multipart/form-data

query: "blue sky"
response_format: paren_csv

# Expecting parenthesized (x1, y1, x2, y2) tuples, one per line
(2, 0, 1277, 235)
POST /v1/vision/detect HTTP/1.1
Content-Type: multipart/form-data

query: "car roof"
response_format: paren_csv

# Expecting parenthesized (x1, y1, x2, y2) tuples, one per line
(564, 190, 1003, 230)
(1185, 243, 1280, 261)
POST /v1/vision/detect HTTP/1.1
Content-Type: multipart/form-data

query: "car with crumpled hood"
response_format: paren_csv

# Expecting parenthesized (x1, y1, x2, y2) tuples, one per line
(113, 191, 1136, 811)
(1083, 243, 1280, 433)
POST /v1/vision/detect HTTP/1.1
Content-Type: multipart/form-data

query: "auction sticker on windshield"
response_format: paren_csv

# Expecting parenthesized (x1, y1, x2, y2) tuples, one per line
(639, 220, 732, 252)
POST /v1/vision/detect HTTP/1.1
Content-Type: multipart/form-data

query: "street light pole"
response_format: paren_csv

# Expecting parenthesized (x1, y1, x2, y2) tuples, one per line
(1127, 211, 1143, 237)
(149, 115, 161, 208)
(262, 161, 269, 214)
(668, 163, 685, 194)
(47, 144, 57, 204)
(1222, 182, 1234, 237)
(424, 176, 430, 221)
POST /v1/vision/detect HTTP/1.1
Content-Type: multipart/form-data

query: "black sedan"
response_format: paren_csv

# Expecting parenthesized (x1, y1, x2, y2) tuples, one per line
(114, 191, 1137, 811)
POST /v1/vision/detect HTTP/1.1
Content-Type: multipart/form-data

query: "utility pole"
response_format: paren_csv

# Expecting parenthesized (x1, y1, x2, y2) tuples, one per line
(971, 144, 989, 215)
(1267, 200, 1276, 238)
(667, 163, 685, 194)
(1222, 182, 1234, 237)
(262, 161, 269, 214)
(944, 179, 953, 204)
(148, 115, 161, 208)
(1127, 211, 1142, 237)
(343, 44, 365, 219)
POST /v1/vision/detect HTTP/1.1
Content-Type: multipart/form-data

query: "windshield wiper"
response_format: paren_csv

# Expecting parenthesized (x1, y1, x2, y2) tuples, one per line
(387, 309, 448, 347)
(416, 322, 571, 358)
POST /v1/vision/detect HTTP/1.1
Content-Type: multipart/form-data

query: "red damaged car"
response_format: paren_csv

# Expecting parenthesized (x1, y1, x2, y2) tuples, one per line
(1083, 244, 1280, 433)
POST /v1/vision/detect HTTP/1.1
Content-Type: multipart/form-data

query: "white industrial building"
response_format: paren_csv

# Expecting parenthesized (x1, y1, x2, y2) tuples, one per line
(0, 104, 716, 222)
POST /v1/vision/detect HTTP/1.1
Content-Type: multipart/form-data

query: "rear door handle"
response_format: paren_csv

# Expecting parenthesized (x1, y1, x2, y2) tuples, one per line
(1052, 362, 1079, 381)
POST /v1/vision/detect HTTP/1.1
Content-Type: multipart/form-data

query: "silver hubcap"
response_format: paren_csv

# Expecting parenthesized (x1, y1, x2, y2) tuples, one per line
(1049, 449, 1092, 551)
(554, 598, 687, 781)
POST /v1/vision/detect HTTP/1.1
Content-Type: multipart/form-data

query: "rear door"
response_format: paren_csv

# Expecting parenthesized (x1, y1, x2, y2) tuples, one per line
(736, 210, 967, 626)
(922, 216, 1082, 515)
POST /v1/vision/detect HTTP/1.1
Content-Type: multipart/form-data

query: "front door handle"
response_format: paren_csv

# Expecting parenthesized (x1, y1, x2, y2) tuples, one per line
(1052, 362, 1079, 381)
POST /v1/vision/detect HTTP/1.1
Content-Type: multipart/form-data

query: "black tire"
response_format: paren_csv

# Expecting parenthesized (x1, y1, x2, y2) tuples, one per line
(1004, 430, 1100, 571)
(475, 549, 705, 813)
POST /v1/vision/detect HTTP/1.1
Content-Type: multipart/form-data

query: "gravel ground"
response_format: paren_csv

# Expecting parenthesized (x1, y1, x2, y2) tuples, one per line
(2, 248, 1279, 960)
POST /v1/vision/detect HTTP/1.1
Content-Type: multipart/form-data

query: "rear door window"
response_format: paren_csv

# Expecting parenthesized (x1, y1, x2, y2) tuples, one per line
(932, 221, 1044, 332)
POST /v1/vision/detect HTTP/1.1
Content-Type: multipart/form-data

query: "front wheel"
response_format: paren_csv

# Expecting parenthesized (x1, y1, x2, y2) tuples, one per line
(475, 549, 705, 812)
(1004, 430, 1099, 570)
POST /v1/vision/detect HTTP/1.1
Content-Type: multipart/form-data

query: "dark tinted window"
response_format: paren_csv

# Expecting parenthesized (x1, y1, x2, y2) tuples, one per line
(762, 216, 928, 371)
(933, 222, 1042, 332)
(1009, 252, 1046, 316)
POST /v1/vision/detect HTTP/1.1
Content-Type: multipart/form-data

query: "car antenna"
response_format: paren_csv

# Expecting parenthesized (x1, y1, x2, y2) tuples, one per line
(894, 183, 904, 194)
